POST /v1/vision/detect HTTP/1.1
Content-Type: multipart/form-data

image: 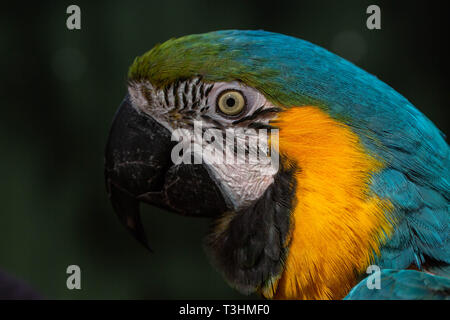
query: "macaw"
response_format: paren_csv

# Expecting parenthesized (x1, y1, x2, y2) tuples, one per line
(104, 30, 449, 300)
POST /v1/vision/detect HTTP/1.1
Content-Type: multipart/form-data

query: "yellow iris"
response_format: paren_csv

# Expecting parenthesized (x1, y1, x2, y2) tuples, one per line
(217, 90, 245, 116)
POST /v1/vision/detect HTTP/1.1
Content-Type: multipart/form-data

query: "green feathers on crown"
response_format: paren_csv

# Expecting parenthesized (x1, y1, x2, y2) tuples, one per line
(129, 33, 235, 86)
(128, 32, 279, 89)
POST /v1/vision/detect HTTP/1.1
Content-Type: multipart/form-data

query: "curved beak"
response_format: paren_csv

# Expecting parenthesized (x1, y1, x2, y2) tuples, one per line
(104, 95, 229, 250)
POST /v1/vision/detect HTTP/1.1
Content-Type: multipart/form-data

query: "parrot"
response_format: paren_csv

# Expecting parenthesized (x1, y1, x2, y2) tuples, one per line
(104, 30, 449, 300)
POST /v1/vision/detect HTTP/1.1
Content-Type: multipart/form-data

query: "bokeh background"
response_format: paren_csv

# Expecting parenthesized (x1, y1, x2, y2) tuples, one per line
(0, 1, 448, 299)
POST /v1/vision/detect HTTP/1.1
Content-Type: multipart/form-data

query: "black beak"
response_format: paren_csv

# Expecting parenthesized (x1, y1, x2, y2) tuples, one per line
(105, 95, 229, 250)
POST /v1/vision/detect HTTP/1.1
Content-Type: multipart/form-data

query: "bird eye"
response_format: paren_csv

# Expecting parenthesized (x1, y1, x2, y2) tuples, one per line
(217, 90, 246, 116)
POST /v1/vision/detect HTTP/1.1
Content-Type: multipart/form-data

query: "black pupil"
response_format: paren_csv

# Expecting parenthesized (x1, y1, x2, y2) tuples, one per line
(226, 97, 236, 107)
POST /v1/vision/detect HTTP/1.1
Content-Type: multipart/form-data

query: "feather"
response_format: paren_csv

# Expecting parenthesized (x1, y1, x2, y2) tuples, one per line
(345, 269, 450, 300)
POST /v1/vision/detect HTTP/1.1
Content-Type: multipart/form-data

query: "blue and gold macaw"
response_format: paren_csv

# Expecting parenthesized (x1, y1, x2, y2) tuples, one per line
(104, 30, 449, 299)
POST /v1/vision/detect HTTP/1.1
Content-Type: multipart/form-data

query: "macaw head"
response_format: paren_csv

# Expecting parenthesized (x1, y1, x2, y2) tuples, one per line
(104, 30, 446, 299)
(105, 30, 298, 295)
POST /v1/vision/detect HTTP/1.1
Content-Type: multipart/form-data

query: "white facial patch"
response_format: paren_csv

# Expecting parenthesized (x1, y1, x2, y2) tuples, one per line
(127, 79, 281, 211)
(205, 161, 278, 210)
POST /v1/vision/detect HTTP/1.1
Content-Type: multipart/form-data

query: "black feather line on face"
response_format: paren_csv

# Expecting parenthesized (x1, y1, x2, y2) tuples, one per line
(199, 82, 205, 99)
(204, 83, 213, 97)
(191, 81, 197, 103)
(173, 81, 180, 109)
(182, 93, 187, 108)
(248, 122, 275, 130)
(232, 107, 281, 125)
(201, 114, 224, 128)
(204, 159, 298, 296)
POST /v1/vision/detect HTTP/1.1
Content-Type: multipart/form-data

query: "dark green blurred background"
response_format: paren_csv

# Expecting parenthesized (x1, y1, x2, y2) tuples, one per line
(0, 1, 448, 299)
